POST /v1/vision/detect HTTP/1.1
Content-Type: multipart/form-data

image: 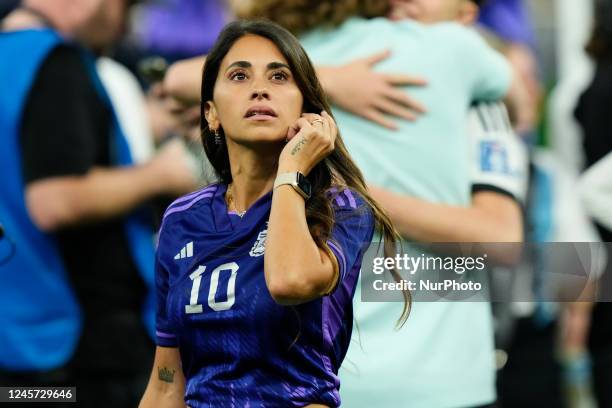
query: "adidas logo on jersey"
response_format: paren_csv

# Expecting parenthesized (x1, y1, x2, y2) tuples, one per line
(174, 241, 194, 260)
(249, 226, 267, 257)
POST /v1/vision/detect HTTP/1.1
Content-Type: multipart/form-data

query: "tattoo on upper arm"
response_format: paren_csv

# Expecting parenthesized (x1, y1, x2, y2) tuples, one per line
(291, 137, 308, 155)
(158, 366, 176, 383)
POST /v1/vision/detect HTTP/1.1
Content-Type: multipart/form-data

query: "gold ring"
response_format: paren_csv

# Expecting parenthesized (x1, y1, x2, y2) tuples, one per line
(311, 119, 324, 125)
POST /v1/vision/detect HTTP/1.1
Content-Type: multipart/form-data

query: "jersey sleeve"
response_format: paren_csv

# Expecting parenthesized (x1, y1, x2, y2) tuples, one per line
(327, 188, 376, 286)
(155, 226, 179, 347)
(469, 102, 529, 205)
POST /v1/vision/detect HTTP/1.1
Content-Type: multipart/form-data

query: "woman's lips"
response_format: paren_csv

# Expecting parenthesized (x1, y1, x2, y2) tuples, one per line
(245, 105, 278, 120)
(245, 114, 277, 121)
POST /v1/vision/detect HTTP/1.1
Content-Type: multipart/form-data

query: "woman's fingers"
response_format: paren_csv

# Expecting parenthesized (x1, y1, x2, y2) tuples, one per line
(301, 113, 323, 126)
(301, 112, 335, 150)
(321, 111, 336, 147)
(315, 113, 332, 151)
(292, 113, 333, 152)
(280, 112, 336, 174)
(295, 117, 313, 131)
(287, 117, 311, 141)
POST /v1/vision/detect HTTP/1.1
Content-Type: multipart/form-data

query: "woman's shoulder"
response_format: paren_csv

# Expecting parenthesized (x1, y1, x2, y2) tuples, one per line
(162, 183, 221, 222)
(157, 184, 222, 243)
(326, 185, 370, 212)
(326, 186, 376, 238)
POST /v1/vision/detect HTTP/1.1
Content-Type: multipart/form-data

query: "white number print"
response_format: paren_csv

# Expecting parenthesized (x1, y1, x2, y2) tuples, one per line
(185, 266, 206, 314)
(185, 262, 239, 314)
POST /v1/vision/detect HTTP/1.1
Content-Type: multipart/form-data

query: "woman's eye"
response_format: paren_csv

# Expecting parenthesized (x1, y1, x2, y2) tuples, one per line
(230, 71, 247, 81)
(271, 71, 288, 81)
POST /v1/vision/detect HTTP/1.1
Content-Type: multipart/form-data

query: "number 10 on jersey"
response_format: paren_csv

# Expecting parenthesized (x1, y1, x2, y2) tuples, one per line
(185, 262, 239, 314)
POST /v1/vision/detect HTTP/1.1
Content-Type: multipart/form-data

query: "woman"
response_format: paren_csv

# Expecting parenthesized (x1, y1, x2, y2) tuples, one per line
(139, 20, 404, 408)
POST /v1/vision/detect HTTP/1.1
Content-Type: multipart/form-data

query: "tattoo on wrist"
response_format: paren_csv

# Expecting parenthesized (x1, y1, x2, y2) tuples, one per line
(291, 137, 308, 155)
(158, 366, 176, 383)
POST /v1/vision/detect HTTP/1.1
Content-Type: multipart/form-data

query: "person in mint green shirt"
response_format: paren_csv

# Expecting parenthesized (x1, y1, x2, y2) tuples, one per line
(241, 1, 525, 407)
(301, 19, 510, 407)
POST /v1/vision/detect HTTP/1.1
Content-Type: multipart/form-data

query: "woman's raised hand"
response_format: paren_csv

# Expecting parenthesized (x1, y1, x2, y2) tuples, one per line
(278, 111, 338, 176)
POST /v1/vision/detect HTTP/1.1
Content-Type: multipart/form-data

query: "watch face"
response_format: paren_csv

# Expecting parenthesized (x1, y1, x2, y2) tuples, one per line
(302, 181, 312, 197)
(296, 173, 312, 198)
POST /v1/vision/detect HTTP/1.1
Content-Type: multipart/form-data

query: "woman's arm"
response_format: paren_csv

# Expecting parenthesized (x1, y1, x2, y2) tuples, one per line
(139, 346, 187, 408)
(266, 183, 339, 305)
(580, 151, 612, 231)
(265, 113, 339, 305)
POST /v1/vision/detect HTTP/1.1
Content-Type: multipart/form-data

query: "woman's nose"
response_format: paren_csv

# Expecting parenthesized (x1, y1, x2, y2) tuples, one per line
(251, 88, 269, 100)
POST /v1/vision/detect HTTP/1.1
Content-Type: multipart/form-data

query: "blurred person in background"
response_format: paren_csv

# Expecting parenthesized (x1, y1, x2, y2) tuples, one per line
(97, 56, 156, 166)
(465, 2, 601, 406)
(145, 81, 217, 188)
(0, 0, 196, 406)
(98, 26, 208, 224)
(388, 0, 540, 135)
(478, 0, 536, 48)
(548, 0, 594, 174)
(477, 0, 542, 135)
(576, 1, 612, 405)
(511, 2, 603, 408)
(106, 0, 231, 90)
(495, 147, 601, 408)
(576, 0, 612, 182)
(96, 0, 230, 191)
(130, 0, 230, 62)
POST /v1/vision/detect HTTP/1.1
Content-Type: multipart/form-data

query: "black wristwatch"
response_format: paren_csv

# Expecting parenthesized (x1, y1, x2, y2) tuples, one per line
(273, 172, 312, 200)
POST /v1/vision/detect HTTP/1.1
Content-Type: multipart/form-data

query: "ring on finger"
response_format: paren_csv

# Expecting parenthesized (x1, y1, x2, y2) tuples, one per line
(311, 118, 324, 126)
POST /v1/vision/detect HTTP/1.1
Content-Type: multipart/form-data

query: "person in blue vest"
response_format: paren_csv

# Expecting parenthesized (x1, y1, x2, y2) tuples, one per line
(0, 1, 196, 406)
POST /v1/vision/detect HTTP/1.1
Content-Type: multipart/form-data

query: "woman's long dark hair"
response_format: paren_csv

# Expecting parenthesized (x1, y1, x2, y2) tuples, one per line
(200, 20, 410, 326)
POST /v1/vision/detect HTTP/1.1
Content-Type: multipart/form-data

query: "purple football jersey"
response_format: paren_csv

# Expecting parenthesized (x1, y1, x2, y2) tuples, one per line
(155, 183, 374, 407)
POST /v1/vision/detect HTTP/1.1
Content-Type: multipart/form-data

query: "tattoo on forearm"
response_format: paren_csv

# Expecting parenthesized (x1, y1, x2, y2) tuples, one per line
(291, 137, 308, 155)
(158, 366, 176, 383)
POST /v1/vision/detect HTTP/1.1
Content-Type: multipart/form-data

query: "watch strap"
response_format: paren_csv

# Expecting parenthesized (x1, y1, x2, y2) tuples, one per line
(274, 172, 310, 199)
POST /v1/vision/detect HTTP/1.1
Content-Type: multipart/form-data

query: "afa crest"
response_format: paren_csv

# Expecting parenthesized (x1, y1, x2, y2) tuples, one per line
(249, 224, 267, 257)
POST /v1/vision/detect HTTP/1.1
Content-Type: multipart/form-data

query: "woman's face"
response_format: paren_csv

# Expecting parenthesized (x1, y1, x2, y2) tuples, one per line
(206, 34, 304, 146)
